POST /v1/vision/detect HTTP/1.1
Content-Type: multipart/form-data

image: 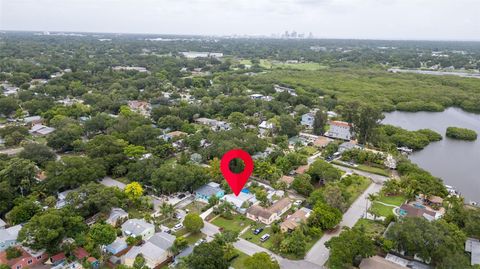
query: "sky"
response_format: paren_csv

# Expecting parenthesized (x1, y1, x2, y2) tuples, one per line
(1, 0, 480, 41)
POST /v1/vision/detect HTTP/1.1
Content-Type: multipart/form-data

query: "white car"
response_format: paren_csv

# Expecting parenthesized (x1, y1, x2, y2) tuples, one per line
(260, 234, 270, 242)
(173, 223, 183, 231)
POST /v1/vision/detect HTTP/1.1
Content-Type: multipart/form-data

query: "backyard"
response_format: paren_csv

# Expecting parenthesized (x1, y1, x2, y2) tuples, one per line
(354, 219, 387, 238)
(370, 195, 407, 217)
(211, 214, 254, 233)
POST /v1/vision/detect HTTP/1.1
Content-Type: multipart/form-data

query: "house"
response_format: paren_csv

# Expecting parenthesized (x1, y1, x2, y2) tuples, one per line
(106, 208, 129, 226)
(105, 237, 128, 255)
(122, 219, 155, 240)
(301, 113, 315, 128)
(29, 124, 55, 136)
(161, 131, 188, 141)
(73, 247, 89, 260)
(113, 66, 149, 73)
(384, 253, 432, 269)
(258, 121, 274, 137)
(325, 121, 353, 140)
(280, 207, 312, 232)
(465, 238, 480, 266)
(246, 197, 292, 225)
(127, 101, 151, 116)
(274, 85, 297, 96)
(279, 175, 295, 187)
(327, 111, 338, 119)
(195, 118, 231, 131)
(87, 257, 99, 269)
(22, 115, 42, 126)
(0, 247, 47, 269)
(359, 255, 404, 269)
(338, 141, 360, 153)
(398, 204, 437, 221)
(295, 165, 309, 175)
(122, 232, 175, 268)
(250, 94, 264, 100)
(313, 136, 333, 148)
(47, 252, 66, 266)
(222, 192, 256, 213)
(56, 189, 75, 208)
(195, 182, 225, 202)
(0, 224, 22, 251)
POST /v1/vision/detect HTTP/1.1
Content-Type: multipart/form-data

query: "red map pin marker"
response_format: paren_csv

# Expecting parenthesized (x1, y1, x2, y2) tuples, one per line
(220, 149, 254, 196)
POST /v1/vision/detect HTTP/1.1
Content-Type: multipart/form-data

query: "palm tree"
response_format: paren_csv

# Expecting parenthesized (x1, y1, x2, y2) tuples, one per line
(160, 202, 175, 220)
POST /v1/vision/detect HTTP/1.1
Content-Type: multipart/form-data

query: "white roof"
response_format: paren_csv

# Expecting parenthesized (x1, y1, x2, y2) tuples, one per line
(222, 192, 255, 208)
(0, 224, 22, 242)
(122, 219, 154, 236)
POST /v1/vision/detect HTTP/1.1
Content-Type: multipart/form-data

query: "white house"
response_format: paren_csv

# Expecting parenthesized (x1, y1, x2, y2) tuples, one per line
(195, 118, 231, 131)
(325, 121, 353, 140)
(29, 124, 55, 136)
(258, 121, 274, 137)
(121, 219, 155, 240)
(246, 198, 292, 225)
(0, 224, 22, 251)
(222, 192, 256, 214)
(122, 232, 175, 268)
(301, 113, 315, 128)
(106, 208, 129, 226)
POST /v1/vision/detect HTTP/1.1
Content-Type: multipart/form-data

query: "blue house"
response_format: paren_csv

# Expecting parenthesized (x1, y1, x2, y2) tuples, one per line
(301, 113, 315, 128)
(105, 237, 128, 255)
(195, 182, 224, 202)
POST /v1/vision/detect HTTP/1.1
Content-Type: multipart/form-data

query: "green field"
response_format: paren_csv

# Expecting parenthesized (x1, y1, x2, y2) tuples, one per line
(231, 251, 250, 269)
(333, 160, 390, 177)
(184, 232, 206, 245)
(354, 219, 386, 238)
(239, 59, 327, 71)
(211, 215, 253, 233)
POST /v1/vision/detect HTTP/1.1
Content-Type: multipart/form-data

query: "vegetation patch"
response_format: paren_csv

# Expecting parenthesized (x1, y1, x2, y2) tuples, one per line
(446, 127, 477, 141)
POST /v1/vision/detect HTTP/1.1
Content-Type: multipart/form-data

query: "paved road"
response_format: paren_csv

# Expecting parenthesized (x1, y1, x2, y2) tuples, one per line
(202, 221, 323, 269)
(304, 168, 388, 267)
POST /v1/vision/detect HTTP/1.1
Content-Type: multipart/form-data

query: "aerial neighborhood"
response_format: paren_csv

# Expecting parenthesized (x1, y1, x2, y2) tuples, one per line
(0, 32, 479, 269)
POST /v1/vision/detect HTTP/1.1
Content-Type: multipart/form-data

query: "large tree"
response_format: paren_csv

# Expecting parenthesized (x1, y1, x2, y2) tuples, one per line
(183, 213, 204, 233)
(19, 143, 56, 167)
(186, 241, 230, 269)
(244, 252, 280, 269)
(307, 201, 342, 230)
(312, 110, 328, 135)
(45, 156, 106, 193)
(326, 227, 375, 268)
(386, 218, 468, 267)
(88, 223, 117, 245)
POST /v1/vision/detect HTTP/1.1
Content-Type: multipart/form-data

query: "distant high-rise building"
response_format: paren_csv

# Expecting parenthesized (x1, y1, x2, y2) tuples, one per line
(308, 32, 314, 39)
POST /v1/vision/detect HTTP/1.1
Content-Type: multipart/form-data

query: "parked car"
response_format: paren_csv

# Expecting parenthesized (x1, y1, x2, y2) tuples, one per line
(178, 193, 186, 199)
(293, 200, 302, 206)
(173, 223, 183, 231)
(253, 227, 264, 235)
(194, 238, 206, 246)
(260, 234, 270, 242)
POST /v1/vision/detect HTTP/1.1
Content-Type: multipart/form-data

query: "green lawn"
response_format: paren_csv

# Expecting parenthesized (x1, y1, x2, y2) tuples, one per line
(370, 202, 396, 217)
(259, 59, 327, 71)
(354, 219, 386, 238)
(344, 176, 372, 205)
(377, 195, 407, 206)
(241, 225, 322, 260)
(184, 232, 206, 245)
(231, 251, 250, 269)
(333, 160, 390, 177)
(211, 215, 253, 233)
(184, 201, 207, 215)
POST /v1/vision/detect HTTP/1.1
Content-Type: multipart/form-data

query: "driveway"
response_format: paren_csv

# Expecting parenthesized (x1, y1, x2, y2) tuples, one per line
(304, 181, 384, 266)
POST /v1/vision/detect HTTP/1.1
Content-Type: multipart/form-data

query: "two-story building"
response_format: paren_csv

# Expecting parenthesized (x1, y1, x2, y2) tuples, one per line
(0, 247, 47, 269)
(122, 232, 175, 268)
(246, 198, 292, 225)
(324, 121, 353, 140)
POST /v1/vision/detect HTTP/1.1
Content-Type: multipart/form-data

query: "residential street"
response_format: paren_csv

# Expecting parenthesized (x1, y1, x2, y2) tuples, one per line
(201, 165, 389, 269)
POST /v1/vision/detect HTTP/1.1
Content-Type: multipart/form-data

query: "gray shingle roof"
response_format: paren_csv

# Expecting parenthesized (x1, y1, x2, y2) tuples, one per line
(121, 219, 154, 236)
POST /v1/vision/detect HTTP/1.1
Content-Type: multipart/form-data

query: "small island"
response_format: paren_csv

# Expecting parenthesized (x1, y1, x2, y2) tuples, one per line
(446, 127, 478, 141)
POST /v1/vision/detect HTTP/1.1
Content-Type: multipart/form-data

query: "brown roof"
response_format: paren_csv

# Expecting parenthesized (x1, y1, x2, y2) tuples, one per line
(400, 204, 436, 218)
(267, 197, 291, 214)
(360, 256, 404, 269)
(295, 165, 309, 174)
(246, 205, 273, 219)
(330, 120, 351, 128)
(279, 175, 294, 185)
(428, 195, 444, 204)
(280, 207, 311, 231)
(167, 131, 188, 137)
(0, 247, 32, 266)
(74, 247, 89, 260)
(313, 136, 332, 147)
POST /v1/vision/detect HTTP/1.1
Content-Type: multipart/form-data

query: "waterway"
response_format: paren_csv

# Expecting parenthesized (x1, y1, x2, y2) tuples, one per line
(383, 107, 480, 202)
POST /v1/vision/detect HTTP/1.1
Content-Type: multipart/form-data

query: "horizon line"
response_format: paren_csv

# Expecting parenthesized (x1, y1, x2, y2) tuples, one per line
(1, 29, 480, 43)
